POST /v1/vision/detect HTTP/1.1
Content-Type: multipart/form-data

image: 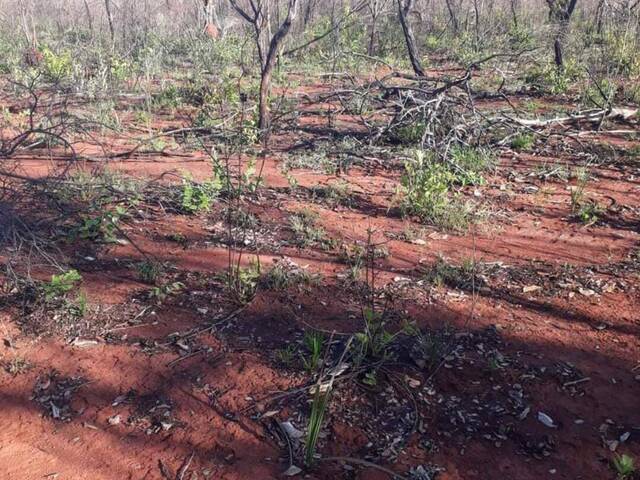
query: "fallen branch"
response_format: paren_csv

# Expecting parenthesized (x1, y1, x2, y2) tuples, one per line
(509, 108, 638, 127)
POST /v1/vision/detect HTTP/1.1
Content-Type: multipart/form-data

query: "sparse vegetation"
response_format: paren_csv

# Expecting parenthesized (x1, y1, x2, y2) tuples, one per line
(43, 270, 82, 302)
(0, 1, 638, 478)
(613, 454, 636, 480)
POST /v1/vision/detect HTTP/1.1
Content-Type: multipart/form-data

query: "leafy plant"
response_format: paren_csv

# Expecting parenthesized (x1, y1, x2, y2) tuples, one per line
(41, 47, 73, 81)
(305, 385, 332, 467)
(300, 331, 325, 372)
(74, 206, 127, 242)
(137, 261, 161, 284)
(223, 263, 261, 305)
(511, 133, 535, 151)
(180, 174, 220, 214)
(612, 454, 636, 479)
(43, 270, 82, 301)
(150, 281, 185, 304)
(275, 344, 297, 366)
(289, 210, 331, 249)
(575, 200, 602, 226)
(399, 151, 471, 230)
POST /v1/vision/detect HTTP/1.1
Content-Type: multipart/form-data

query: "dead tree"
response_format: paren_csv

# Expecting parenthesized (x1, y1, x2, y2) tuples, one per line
(397, 0, 425, 77)
(546, 0, 579, 69)
(229, 0, 300, 138)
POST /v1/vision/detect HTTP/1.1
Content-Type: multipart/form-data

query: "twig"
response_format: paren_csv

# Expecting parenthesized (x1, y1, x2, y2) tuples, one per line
(176, 452, 194, 480)
(318, 456, 407, 479)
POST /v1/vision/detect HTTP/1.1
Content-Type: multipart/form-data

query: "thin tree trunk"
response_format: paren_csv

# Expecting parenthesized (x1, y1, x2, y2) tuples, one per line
(547, 0, 578, 69)
(83, 0, 94, 35)
(397, 0, 425, 77)
(104, 0, 115, 43)
(510, 0, 519, 27)
(258, 0, 299, 133)
(445, 0, 460, 33)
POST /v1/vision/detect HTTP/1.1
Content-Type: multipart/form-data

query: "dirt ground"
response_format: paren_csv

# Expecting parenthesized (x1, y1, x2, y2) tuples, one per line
(0, 77, 639, 480)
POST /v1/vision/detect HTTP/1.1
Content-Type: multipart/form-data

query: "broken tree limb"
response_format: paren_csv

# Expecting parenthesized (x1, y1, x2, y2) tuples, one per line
(508, 107, 638, 127)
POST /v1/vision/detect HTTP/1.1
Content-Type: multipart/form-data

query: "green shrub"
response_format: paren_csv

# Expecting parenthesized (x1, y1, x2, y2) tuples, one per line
(43, 270, 82, 301)
(41, 47, 73, 81)
(179, 172, 220, 214)
(449, 146, 496, 186)
(511, 133, 535, 151)
(399, 151, 472, 230)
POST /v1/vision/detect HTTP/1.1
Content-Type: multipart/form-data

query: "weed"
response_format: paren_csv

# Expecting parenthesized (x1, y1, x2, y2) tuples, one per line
(355, 308, 398, 361)
(423, 256, 478, 290)
(391, 121, 427, 145)
(223, 263, 261, 305)
(137, 261, 161, 285)
(300, 331, 325, 373)
(570, 167, 590, 213)
(283, 149, 337, 174)
(575, 201, 602, 226)
(68, 291, 89, 318)
(166, 233, 188, 247)
(261, 260, 319, 291)
(74, 206, 127, 243)
(150, 281, 185, 304)
(362, 370, 378, 386)
(524, 61, 582, 94)
(43, 270, 82, 302)
(405, 323, 448, 369)
(310, 180, 354, 208)
(275, 344, 297, 366)
(4, 357, 31, 376)
(449, 146, 496, 186)
(399, 151, 472, 231)
(41, 47, 73, 81)
(581, 78, 616, 108)
(289, 210, 331, 249)
(305, 386, 331, 467)
(487, 355, 503, 371)
(152, 84, 181, 110)
(511, 133, 535, 151)
(180, 174, 220, 214)
(535, 161, 569, 181)
(612, 454, 636, 479)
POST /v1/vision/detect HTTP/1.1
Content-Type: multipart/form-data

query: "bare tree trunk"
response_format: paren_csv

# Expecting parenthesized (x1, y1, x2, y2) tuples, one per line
(397, 0, 425, 76)
(546, 0, 579, 69)
(258, 0, 298, 133)
(595, 0, 606, 34)
(230, 0, 300, 138)
(510, 0, 519, 27)
(104, 0, 115, 43)
(472, 0, 480, 48)
(83, 0, 94, 35)
(445, 0, 460, 33)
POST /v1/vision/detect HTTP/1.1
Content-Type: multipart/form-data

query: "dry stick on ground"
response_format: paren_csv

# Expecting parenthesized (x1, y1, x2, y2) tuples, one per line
(318, 456, 408, 479)
(506, 107, 639, 127)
